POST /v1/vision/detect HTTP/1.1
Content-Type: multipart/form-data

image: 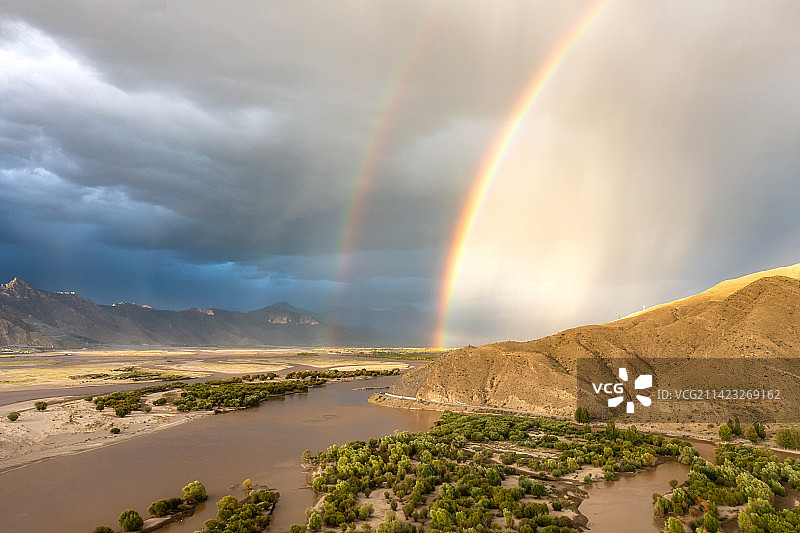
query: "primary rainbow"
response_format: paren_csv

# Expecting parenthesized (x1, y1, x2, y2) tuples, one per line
(434, 0, 610, 349)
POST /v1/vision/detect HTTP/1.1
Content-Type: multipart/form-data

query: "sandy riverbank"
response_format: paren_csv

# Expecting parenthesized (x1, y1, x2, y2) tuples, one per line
(0, 391, 209, 473)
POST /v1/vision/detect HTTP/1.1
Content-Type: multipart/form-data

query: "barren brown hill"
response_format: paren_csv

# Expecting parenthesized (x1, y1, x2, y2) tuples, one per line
(389, 265, 800, 421)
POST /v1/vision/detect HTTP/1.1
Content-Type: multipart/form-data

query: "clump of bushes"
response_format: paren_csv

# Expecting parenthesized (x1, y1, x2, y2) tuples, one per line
(182, 480, 208, 503)
(34, 401, 47, 411)
(118, 509, 144, 531)
(195, 487, 279, 533)
(92, 526, 114, 533)
(776, 426, 800, 449)
(574, 407, 590, 423)
(7, 411, 19, 421)
(148, 497, 184, 517)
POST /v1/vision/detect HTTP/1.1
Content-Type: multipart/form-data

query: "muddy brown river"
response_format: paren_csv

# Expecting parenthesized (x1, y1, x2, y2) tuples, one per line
(0, 376, 439, 532)
(0, 373, 768, 533)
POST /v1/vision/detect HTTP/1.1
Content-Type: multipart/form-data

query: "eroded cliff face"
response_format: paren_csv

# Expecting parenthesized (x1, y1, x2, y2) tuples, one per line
(391, 267, 800, 418)
(264, 310, 320, 325)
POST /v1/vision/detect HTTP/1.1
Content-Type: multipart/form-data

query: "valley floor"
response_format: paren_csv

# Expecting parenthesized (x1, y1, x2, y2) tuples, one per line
(0, 348, 412, 473)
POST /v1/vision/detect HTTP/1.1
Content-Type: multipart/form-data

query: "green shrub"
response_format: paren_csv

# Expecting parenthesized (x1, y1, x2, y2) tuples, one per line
(574, 407, 590, 423)
(34, 401, 47, 411)
(182, 480, 207, 503)
(308, 510, 322, 531)
(110, 427, 121, 434)
(664, 516, 686, 533)
(775, 426, 800, 449)
(718, 425, 732, 441)
(745, 426, 759, 443)
(7, 411, 19, 422)
(291, 526, 307, 533)
(148, 497, 183, 517)
(91, 527, 114, 533)
(118, 509, 144, 531)
(153, 397, 167, 406)
(216, 495, 239, 521)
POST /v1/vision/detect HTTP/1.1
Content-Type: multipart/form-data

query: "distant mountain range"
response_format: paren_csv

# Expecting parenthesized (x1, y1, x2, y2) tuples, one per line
(0, 277, 434, 348)
(0, 277, 344, 347)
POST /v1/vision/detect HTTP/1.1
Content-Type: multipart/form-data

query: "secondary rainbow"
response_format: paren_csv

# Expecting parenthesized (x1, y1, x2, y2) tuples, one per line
(434, 0, 610, 349)
(328, 5, 442, 345)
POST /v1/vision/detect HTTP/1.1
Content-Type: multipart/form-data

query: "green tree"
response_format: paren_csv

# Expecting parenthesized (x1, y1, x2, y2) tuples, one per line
(718, 424, 732, 442)
(575, 407, 590, 423)
(92, 527, 114, 533)
(291, 526, 307, 533)
(754, 421, 766, 440)
(733, 417, 742, 436)
(148, 497, 182, 517)
(7, 411, 19, 421)
(701, 511, 720, 533)
(216, 495, 239, 521)
(775, 426, 800, 449)
(118, 509, 144, 531)
(664, 516, 686, 533)
(34, 401, 47, 411)
(308, 510, 322, 531)
(182, 480, 208, 503)
(312, 476, 326, 492)
(744, 426, 759, 443)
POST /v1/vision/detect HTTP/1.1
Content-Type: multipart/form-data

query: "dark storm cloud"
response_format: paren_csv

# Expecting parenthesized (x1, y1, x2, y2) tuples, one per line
(2, 1, 800, 345)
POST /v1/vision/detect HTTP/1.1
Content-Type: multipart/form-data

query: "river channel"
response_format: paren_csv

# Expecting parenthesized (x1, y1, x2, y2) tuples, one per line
(1, 372, 784, 533)
(0, 376, 439, 532)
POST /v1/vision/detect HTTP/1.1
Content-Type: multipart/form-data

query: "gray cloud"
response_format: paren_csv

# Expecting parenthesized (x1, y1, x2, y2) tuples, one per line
(1, 1, 799, 345)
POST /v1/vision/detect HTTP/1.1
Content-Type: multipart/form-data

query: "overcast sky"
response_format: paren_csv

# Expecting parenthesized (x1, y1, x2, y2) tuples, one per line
(1, 1, 799, 346)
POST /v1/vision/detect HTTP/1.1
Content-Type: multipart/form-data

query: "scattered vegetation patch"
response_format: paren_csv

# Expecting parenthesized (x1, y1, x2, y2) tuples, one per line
(90, 368, 402, 417)
(775, 426, 800, 450)
(196, 486, 279, 533)
(284, 368, 400, 380)
(653, 443, 800, 532)
(96, 481, 210, 533)
(305, 412, 696, 533)
(354, 350, 444, 361)
(92, 383, 178, 416)
(70, 366, 195, 382)
(174, 378, 323, 411)
(148, 497, 184, 517)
